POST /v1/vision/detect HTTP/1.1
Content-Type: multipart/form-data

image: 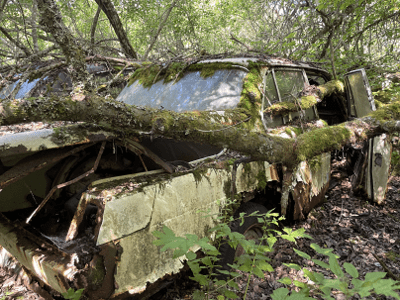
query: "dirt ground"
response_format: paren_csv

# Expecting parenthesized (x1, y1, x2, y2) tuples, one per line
(1, 165, 400, 299)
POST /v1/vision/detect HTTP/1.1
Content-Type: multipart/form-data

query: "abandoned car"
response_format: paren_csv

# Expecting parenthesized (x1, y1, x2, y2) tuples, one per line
(0, 56, 392, 299)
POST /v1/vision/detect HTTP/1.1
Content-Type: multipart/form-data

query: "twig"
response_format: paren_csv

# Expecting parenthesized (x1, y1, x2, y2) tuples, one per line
(373, 253, 400, 281)
(26, 141, 106, 224)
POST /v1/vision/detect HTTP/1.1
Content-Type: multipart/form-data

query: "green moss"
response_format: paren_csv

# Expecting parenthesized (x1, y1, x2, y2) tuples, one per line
(237, 61, 264, 127)
(128, 64, 162, 88)
(192, 167, 209, 185)
(297, 125, 352, 162)
(187, 62, 235, 78)
(386, 251, 400, 261)
(128, 61, 243, 88)
(308, 155, 322, 172)
(223, 178, 232, 199)
(88, 257, 105, 287)
(256, 170, 267, 190)
(369, 99, 400, 125)
(263, 96, 318, 116)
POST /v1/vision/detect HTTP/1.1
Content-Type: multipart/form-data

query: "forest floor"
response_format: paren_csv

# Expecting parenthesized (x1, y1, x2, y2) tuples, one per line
(1, 160, 400, 300)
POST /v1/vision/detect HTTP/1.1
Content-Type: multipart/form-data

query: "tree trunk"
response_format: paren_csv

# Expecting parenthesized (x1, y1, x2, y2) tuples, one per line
(90, 6, 102, 55)
(0, 80, 398, 167)
(94, 0, 138, 59)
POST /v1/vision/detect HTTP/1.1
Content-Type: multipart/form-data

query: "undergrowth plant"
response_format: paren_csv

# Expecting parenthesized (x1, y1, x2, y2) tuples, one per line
(61, 288, 84, 300)
(272, 244, 400, 300)
(152, 207, 310, 299)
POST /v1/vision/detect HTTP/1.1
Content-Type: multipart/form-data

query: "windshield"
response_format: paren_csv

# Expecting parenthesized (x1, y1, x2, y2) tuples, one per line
(117, 69, 247, 112)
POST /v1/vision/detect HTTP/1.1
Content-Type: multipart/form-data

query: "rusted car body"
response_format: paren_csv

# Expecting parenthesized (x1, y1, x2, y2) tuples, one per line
(0, 57, 391, 298)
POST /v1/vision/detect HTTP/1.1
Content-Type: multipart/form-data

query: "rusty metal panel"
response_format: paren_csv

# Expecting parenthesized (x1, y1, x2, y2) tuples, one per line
(291, 152, 331, 219)
(93, 161, 276, 296)
(0, 213, 77, 294)
(365, 134, 392, 204)
(0, 125, 114, 158)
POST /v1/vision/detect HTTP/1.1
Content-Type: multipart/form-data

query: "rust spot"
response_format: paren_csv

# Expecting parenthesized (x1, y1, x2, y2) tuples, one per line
(86, 243, 118, 299)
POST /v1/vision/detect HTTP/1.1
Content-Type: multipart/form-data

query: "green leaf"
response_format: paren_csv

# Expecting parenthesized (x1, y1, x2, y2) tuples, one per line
(328, 255, 344, 277)
(258, 260, 274, 272)
(286, 32, 296, 39)
(310, 243, 335, 256)
(372, 278, 400, 299)
(278, 277, 292, 285)
(192, 290, 206, 300)
(364, 272, 386, 283)
(271, 287, 289, 300)
(223, 290, 238, 299)
(252, 266, 265, 279)
(215, 279, 227, 286)
(294, 248, 311, 260)
(312, 259, 330, 269)
(293, 280, 308, 288)
(227, 280, 239, 289)
(343, 262, 359, 278)
(186, 251, 196, 260)
(286, 290, 314, 299)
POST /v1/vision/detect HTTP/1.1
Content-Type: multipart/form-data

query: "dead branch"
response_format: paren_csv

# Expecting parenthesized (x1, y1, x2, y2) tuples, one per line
(143, 0, 180, 60)
(230, 33, 253, 52)
(86, 54, 138, 66)
(373, 253, 400, 281)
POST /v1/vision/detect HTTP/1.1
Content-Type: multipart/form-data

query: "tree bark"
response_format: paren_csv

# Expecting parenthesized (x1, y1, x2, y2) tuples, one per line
(94, 0, 138, 59)
(36, 0, 86, 78)
(31, 0, 39, 53)
(90, 6, 102, 55)
(0, 80, 397, 167)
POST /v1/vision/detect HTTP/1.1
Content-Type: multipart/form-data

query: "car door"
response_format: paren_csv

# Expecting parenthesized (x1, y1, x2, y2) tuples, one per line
(344, 69, 391, 204)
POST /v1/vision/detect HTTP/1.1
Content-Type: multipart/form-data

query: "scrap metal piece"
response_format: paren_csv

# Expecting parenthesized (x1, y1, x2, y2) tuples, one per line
(366, 134, 392, 204)
(65, 193, 90, 242)
(0, 212, 78, 294)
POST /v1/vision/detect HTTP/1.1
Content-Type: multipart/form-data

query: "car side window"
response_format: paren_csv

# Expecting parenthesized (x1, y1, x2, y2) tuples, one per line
(274, 69, 305, 102)
(264, 71, 279, 105)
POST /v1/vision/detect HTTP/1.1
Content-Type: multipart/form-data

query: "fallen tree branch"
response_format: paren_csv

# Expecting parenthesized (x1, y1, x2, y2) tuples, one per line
(0, 80, 398, 167)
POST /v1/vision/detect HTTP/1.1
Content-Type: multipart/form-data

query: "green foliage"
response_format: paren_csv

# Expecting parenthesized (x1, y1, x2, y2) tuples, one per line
(153, 205, 310, 300)
(61, 288, 84, 300)
(271, 243, 400, 300)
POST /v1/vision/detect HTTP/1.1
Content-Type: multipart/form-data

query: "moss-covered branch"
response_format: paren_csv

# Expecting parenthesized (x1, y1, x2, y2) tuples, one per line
(0, 88, 399, 167)
(264, 80, 344, 115)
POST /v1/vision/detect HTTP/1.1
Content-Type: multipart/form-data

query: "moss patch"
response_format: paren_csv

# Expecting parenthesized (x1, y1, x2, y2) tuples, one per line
(296, 125, 352, 162)
(263, 96, 318, 116)
(128, 62, 243, 88)
(369, 99, 400, 125)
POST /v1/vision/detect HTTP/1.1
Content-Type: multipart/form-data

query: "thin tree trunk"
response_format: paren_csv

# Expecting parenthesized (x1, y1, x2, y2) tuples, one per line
(31, 0, 39, 53)
(143, 0, 180, 60)
(90, 6, 102, 55)
(94, 0, 137, 59)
